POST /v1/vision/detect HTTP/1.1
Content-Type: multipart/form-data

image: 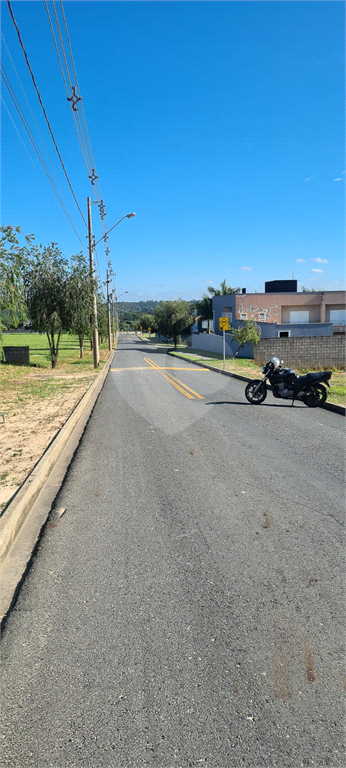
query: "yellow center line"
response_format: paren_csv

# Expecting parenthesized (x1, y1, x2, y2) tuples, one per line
(144, 357, 204, 400)
(143, 357, 194, 399)
(110, 366, 210, 372)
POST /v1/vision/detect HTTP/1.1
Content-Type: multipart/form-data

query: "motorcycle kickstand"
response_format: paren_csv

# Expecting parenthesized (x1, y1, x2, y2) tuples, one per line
(291, 398, 295, 406)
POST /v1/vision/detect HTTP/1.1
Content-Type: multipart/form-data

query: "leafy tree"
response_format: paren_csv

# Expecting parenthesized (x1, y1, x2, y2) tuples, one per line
(0, 225, 33, 331)
(154, 299, 195, 348)
(24, 244, 71, 368)
(96, 296, 108, 344)
(301, 286, 317, 292)
(195, 294, 213, 332)
(67, 252, 95, 358)
(139, 313, 157, 332)
(229, 320, 261, 357)
(207, 279, 240, 296)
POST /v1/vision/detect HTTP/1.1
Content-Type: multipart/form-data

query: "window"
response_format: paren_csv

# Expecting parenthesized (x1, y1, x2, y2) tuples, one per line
(258, 312, 266, 320)
(289, 310, 309, 324)
(329, 309, 346, 325)
(240, 312, 247, 320)
(278, 331, 290, 338)
(223, 311, 232, 322)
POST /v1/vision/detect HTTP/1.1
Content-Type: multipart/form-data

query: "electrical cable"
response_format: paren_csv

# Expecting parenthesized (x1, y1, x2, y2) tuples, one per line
(47, 0, 112, 269)
(46, 0, 93, 177)
(1, 64, 86, 250)
(7, 0, 87, 228)
(55, 0, 113, 262)
(1, 35, 87, 250)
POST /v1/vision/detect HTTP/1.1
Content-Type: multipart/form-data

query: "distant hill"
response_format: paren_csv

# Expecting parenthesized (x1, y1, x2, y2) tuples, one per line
(116, 300, 160, 315)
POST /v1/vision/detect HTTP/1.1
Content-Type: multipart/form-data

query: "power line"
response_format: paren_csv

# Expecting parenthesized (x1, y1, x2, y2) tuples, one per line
(47, 0, 113, 264)
(1, 63, 86, 251)
(7, 0, 87, 228)
(1, 35, 87, 250)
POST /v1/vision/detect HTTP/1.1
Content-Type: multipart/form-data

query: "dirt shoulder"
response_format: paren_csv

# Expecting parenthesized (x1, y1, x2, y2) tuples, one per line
(0, 345, 112, 511)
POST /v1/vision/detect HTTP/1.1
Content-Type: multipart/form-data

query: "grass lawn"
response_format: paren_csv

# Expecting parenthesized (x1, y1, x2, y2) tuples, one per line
(169, 347, 345, 407)
(1, 332, 111, 403)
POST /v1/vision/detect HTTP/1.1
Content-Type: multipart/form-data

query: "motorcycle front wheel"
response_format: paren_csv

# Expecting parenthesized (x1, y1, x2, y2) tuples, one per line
(302, 384, 327, 407)
(245, 380, 267, 404)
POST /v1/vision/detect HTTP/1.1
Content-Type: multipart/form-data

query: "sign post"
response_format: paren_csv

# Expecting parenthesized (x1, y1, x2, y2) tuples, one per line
(219, 316, 229, 370)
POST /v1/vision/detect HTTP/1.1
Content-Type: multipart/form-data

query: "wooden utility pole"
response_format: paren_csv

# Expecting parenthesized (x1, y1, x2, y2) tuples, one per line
(106, 269, 112, 351)
(111, 290, 116, 345)
(88, 197, 99, 368)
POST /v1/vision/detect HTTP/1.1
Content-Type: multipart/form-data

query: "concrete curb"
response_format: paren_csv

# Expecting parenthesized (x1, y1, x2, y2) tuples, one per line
(0, 348, 115, 627)
(168, 351, 345, 416)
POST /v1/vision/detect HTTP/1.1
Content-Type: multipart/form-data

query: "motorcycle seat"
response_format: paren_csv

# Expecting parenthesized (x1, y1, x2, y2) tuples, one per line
(297, 371, 330, 383)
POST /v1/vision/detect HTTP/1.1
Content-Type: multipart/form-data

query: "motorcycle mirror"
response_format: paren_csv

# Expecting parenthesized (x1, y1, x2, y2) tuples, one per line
(281, 360, 284, 365)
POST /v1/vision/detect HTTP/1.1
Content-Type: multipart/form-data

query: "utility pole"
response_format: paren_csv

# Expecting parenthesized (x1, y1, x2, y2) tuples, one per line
(88, 197, 99, 368)
(106, 269, 112, 351)
(111, 290, 116, 344)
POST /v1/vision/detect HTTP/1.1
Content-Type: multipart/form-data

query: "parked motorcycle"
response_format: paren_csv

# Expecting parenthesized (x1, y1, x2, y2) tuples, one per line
(245, 357, 332, 407)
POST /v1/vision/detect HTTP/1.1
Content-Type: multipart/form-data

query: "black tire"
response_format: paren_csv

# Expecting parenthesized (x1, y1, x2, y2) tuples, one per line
(302, 383, 327, 408)
(245, 380, 267, 404)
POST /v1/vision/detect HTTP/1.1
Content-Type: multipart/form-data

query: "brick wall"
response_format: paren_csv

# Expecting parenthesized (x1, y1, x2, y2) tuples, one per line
(254, 337, 345, 368)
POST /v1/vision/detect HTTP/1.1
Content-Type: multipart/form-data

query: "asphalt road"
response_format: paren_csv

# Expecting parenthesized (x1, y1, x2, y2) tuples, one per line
(1, 335, 345, 768)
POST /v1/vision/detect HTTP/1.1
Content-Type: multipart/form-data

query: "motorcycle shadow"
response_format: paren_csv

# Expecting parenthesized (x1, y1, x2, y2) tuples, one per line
(206, 400, 304, 408)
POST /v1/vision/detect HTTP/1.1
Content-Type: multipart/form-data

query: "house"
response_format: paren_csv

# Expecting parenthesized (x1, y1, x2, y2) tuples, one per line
(213, 280, 346, 340)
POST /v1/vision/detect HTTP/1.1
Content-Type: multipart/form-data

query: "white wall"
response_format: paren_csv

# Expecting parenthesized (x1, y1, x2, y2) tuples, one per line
(191, 333, 234, 356)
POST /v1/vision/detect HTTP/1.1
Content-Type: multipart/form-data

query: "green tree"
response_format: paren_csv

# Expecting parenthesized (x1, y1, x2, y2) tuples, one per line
(207, 279, 240, 297)
(229, 320, 261, 357)
(154, 299, 195, 348)
(195, 294, 213, 332)
(24, 244, 71, 368)
(139, 313, 157, 332)
(0, 225, 33, 332)
(96, 295, 108, 344)
(68, 252, 95, 358)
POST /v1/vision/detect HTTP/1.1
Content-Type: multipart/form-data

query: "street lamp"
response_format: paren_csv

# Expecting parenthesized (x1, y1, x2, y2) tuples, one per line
(87, 199, 135, 367)
(114, 291, 128, 337)
(94, 214, 136, 248)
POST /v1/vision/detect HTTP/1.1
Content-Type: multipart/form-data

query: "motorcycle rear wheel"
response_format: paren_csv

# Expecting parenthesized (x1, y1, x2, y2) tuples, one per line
(245, 380, 267, 404)
(302, 384, 327, 407)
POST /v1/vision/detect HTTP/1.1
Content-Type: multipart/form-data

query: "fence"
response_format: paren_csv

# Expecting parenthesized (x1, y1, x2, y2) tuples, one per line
(254, 336, 345, 368)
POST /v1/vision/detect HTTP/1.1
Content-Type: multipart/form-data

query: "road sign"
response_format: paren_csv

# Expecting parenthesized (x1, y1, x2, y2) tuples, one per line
(219, 317, 229, 331)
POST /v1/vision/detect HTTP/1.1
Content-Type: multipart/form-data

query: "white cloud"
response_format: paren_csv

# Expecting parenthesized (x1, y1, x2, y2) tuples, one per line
(311, 257, 328, 264)
(334, 177, 341, 181)
(241, 266, 253, 271)
(296, 258, 305, 263)
(304, 175, 315, 182)
(312, 269, 323, 273)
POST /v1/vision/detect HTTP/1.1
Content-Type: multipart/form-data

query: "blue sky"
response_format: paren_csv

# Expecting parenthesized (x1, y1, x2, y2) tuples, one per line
(1, 0, 345, 302)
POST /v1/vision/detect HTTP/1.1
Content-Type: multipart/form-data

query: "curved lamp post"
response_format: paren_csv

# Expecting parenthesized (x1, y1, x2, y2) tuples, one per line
(114, 291, 128, 338)
(94, 214, 136, 248)
(87, 198, 135, 367)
